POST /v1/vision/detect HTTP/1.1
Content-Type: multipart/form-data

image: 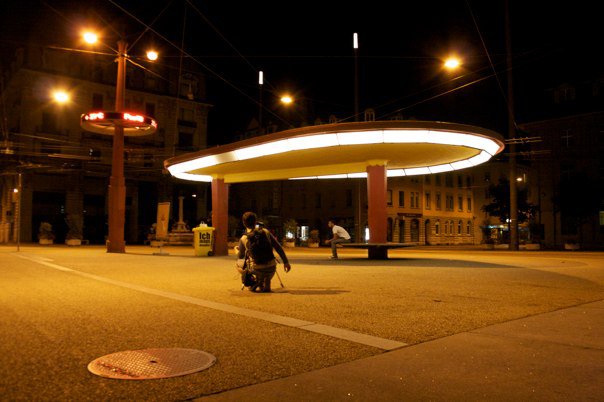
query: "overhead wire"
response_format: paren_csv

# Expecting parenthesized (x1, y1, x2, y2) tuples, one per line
(184, 0, 290, 125)
(106, 0, 292, 128)
(464, 0, 518, 129)
(127, 0, 176, 51)
(38, 1, 524, 140)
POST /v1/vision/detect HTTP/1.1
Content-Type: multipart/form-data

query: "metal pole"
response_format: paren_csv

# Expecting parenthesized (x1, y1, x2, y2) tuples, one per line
(353, 33, 359, 122)
(16, 173, 21, 251)
(505, 0, 518, 250)
(107, 40, 127, 253)
(258, 71, 263, 130)
(353, 33, 362, 242)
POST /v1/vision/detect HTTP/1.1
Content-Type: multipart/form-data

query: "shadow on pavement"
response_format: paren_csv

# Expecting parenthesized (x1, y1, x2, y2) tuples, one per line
(296, 257, 519, 269)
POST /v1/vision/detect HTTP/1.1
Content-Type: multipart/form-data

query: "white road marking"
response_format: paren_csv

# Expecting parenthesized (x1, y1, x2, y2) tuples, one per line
(16, 253, 407, 350)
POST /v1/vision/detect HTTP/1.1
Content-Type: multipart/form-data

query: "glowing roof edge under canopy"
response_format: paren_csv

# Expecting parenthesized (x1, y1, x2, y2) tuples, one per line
(164, 121, 505, 184)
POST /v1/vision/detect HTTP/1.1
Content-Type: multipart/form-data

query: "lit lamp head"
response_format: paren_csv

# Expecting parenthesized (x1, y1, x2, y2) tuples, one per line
(83, 31, 98, 45)
(444, 56, 461, 70)
(146, 50, 158, 61)
(280, 95, 293, 105)
(52, 90, 70, 104)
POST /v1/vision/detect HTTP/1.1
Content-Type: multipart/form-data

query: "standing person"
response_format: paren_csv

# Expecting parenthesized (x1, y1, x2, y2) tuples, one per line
(325, 219, 351, 259)
(237, 212, 291, 292)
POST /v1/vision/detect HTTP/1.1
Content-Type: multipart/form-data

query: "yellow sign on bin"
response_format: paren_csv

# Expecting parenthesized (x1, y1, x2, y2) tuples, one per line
(193, 226, 215, 256)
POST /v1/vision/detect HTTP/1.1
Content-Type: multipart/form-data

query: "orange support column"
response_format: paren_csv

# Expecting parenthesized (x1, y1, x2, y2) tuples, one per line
(366, 162, 388, 243)
(211, 177, 229, 256)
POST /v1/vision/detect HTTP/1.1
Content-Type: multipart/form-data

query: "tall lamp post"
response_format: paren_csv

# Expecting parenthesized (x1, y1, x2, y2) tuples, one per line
(80, 33, 158, 253)
(505, 0, 519, 250)
(352, 32, 363, 243)
(353, 32, 359, 122)
(107, 39, 127, 253)
(258, 70, 264, 129)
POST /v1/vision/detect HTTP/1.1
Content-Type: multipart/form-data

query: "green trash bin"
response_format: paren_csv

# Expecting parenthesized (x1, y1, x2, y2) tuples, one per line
(193, 225, 215, 256)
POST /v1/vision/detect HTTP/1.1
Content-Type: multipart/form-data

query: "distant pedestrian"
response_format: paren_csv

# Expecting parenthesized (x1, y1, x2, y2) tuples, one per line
(325, 219, 351, 259)
(236, 212, 291, 292)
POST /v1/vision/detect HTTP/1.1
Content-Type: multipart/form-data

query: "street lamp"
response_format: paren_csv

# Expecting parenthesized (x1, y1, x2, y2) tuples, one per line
(443, 56, 461, 70)
(52, 90, 70, 104)
(353, 32, 359, 122)
(146, 50, 159, 61)
(80, 30, 158, 253)
(280, 94, 293, 105)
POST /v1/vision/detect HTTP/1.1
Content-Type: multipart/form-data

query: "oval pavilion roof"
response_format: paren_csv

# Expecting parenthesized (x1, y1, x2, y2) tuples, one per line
(165, 121, 505, 183)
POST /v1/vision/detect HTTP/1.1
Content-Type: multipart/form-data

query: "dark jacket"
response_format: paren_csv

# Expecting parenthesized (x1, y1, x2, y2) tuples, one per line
(237, 227, 289, 267)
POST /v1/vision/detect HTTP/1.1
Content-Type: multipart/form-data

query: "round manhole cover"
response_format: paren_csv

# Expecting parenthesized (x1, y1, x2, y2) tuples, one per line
(88, 348, 216, 380)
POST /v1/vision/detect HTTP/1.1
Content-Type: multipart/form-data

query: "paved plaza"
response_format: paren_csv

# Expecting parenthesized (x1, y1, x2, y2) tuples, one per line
(0, 244, 602, 401)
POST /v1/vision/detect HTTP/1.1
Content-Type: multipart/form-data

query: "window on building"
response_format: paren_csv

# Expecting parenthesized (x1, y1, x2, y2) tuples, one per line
(179, 107, 194, 122)
(145, 102, 156, 118)
(92, 93, 103, 110)
(387, 190, 393, 206)
(444, 220, 449, 235)
(561, 129, 574, 148)
(446, 195, 454, 211)
(144, 154, 153, 168)
(466, 221, 471, 235)
(435, 174, 442, 186)
(457, 220, 462, 235)
(436, 192, 441, 210)
(467, 197, 472, 211)
(445, 174, 453, 187)
(145, 74, 159, 91)
(329, 194, 336, 209)
(178, 131, 194, 148)
(555, 85, 576, 103)
(435, 220, 440, 235)
(179, 74, 198, 100)
(466, 176, 472, 188)
(88, 148, 101, 159)
(345, 190, 353, 208)
(457, 175, 463, 188)
(425, 175, 431, 185)
(364, 108, 375, 121)
(180, 83, 194, 100)
(398, 191, 405, 207)
(411, 192, 419, 208)
(425, 192, 431, 209)
(41, 112, 58, 134)
(458, 196, 463, 211)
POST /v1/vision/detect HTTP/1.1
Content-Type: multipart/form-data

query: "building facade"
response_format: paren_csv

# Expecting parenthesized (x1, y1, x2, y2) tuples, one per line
(520, 111, 604, 248)
(228, 170, 479, 246)
(0, 45, 211, 244)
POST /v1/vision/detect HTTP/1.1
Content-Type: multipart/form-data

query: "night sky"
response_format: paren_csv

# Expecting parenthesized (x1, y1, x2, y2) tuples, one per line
(1, 1, 601, 145)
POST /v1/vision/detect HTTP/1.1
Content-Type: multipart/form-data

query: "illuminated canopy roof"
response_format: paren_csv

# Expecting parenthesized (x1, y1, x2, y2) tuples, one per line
(164, 121, 504, 183)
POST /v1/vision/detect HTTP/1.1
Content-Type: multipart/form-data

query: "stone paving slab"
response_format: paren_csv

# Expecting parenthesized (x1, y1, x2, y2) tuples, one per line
(201, 301, 604, 401)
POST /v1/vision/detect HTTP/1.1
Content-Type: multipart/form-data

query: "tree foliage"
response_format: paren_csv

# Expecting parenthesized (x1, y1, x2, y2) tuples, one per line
(481, 178, 537, 224)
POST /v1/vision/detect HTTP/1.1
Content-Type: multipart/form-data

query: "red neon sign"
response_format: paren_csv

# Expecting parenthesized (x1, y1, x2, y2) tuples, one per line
(123, 113, 144, 123)
(86, 112, 105, 121)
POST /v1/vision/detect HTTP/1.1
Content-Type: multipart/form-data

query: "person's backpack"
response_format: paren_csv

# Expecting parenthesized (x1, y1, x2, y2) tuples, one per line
(246, 229, 274, 264)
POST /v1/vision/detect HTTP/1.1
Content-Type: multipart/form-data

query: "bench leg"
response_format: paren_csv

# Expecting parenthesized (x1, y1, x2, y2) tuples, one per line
(368, 247, 388, 260)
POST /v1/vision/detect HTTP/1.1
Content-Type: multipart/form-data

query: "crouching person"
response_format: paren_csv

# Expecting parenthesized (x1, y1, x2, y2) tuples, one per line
(237, 211, 291, 292)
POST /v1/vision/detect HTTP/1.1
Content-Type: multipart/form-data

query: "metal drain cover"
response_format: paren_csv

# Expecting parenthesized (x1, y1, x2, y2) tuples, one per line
(88, 348, 216, 380)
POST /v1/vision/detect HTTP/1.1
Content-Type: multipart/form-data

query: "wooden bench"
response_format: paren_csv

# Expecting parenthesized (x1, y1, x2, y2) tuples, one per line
(340, 243, 415, 260)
